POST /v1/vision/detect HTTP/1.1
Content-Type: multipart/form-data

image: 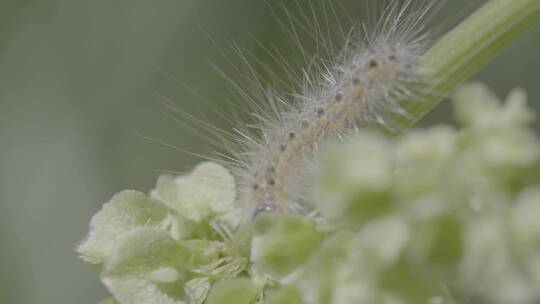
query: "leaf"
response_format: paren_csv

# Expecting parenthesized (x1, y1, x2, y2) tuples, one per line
(251, 213, 323, 280)
(205, 278, 262, 304)
(103, 227, 189, 278)
(314, 132, 393, 226)
(154, 162, 236, 222)
(102, 276, 186, 304)
(262, 286, 303, 304)
(184, 278, 212, 304)
(77, 190, 171, 264)
(100, 227, 192, 304)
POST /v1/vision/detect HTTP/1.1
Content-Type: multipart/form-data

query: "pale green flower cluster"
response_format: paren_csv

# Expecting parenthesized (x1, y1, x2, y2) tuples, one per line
(78, 83, 540, 304)
(78, 162, 250, 304)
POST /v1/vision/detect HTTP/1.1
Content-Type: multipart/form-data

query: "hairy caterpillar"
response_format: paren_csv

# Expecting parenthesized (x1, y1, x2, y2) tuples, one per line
(162, 0, 444, 217)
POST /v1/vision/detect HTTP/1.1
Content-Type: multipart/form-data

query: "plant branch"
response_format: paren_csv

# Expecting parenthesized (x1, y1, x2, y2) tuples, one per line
(398, 0, 540, 128)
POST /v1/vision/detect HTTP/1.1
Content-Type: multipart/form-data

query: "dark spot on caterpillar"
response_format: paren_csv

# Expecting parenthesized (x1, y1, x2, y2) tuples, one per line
(252, 184, 259, 190)
(369, 59, 378, 68)
(352, 78, 360, 86)
(267, 178, 276, 186)
(388, 55, 397, 61)
(335, 93, 343, 101)
(288, 132, 296, 140)
(317, 108, 325, 117)
(279, 144, 287, 152)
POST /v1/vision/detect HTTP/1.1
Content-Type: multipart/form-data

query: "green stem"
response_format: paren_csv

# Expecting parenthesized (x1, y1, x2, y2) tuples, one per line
(398, 0, 540, 128)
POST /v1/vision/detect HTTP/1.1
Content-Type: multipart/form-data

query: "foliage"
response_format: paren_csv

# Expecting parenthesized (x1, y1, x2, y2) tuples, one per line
(78, 84, 540, 304)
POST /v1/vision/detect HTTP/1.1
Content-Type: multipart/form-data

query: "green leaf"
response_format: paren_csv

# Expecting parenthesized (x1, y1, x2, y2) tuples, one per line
(184, 278, 212, 304)
(511, 187, 540, 287)
(77, 190, 171, 264)
(512, 187, 540, 249)
(394, 127, 459, 218)
(207, 257, 248, 278)
(349, 216, 410, 279)
(182, 239, 222, 271)
(453, 84, 540, 186)
(205, 278, 262, 304)
(295, 231, 357, 304)
(99, 227, 193, 304)
(262, 285, 303, 304)
(154, 162, 236, 222)
(252, 213, 324, 279)
(101, 276, 186, 304)
(103, 227, 190, 278)
(314, 132, 393, 226)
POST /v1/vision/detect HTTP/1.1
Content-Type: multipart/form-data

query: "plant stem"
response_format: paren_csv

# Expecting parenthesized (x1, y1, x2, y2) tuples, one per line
(398, 0, 540, 128)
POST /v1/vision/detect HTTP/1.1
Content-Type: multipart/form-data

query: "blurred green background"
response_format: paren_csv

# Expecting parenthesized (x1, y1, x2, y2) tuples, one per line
(0, 0, 538, 303)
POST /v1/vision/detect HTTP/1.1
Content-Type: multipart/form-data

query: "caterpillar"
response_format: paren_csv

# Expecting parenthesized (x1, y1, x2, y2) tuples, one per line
(163, 0, 442, 217)
(234, 0, 437, 216)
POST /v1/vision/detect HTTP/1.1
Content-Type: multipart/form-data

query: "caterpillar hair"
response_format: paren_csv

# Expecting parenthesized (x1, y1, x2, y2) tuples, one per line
(161, 0, 448, 218)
